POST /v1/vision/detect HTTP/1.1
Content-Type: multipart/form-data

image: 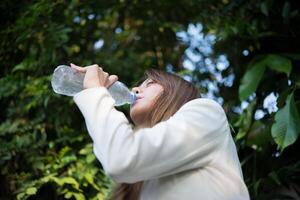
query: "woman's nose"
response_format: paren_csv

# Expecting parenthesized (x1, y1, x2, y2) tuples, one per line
(132, 87, 140, 94)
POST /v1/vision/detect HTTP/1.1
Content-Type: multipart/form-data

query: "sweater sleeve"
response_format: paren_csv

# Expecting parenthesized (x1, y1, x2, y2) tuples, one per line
(74, 87, 229, 183)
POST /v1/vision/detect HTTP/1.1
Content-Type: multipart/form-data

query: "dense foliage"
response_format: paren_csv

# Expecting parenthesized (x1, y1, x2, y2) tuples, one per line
(1, 0, 299, 199)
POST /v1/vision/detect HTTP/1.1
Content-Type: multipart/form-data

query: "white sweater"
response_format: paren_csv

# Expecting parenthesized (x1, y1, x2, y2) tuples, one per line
(74, 87, 250, 200)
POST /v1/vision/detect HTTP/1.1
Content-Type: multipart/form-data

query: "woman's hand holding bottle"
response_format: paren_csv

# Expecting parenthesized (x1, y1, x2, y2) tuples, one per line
(51, 63, 136, 106)
(70, 63, 118, 89)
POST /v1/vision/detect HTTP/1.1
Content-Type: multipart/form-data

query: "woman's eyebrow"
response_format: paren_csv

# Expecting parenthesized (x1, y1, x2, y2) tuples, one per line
(142, 78, 155, 85)
(139, 79, 149, 87)
(134, 78, 147, 87)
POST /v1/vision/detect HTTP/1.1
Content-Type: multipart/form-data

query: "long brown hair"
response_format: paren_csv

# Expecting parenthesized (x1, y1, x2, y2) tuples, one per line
(109, 69, 199, 200)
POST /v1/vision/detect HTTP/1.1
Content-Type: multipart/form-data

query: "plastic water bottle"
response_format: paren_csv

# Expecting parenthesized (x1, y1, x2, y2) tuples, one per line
(51, 65, 136, 106)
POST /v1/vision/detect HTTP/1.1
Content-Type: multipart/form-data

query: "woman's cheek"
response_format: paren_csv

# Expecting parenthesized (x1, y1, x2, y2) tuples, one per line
(133, 100, 151, 115)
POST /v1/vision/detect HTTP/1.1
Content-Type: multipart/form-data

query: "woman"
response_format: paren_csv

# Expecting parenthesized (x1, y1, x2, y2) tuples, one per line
(71, 63, 250, 200)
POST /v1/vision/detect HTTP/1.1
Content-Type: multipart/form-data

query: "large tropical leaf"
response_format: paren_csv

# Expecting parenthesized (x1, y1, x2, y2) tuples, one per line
(271, 92, 300, 151)
(239, 54, 292, 101)
(264, 54, 292, 76)
(239, 62, 266, 101)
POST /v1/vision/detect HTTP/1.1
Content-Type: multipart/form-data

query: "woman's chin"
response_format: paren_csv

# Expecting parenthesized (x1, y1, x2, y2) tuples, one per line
(130, 99, 143, 112)
(130, 105, 140, 120)
(130, 105, 147, 125)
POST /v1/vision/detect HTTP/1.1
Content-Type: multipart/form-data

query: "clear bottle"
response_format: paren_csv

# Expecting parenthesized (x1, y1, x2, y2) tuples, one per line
(51, 65, 136, 106)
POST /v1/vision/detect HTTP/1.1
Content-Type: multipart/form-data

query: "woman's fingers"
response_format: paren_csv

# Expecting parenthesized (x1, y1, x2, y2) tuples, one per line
(83, 66, 101, 89)
(70, 63, 86, 73)
(71, 63, 102, 72)
(70, 63, 118, 89)
(107, 75, 118, 88)
(85, 64, 101, 69)
(101, 72, 109, 86)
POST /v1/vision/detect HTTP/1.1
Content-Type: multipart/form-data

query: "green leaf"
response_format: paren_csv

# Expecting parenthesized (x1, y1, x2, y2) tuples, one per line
(264, 54, 292, 76)
(260, 2, 269, 16)
(282, 53, 300, 60)
(26, 187, 37, 195)
(64, 192, 86, 200)
(269, 171, 281, 185)
(50, 176, 80, 190)
(86, 154, 95, 163)
(234, 101, 256, 140)
(277, 89, 292, 109)
(282, 1, 291, 19)
(79, 143, 93, 155)
(239, 62, 266, 101)
(271, 92, 300, 151)
(290, 10, 299, 18)
(235, 130, 247, 141)
(73, 193, 86, 200)
(65, 192, 73, 199)
(17, 192, 26, 200)
(246, 120, 272, 150)
(84, 173, 101, 190)
(239, 54, 292, 101)
(253, 179, 262, 197)
(12, 57, 36, 72)
(60, 177, 80, 189)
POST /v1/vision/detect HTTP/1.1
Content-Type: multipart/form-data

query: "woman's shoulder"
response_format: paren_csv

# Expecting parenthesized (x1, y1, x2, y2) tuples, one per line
(170, 98, 228, 124)
(178, 98, 225, 113)
(168, 98, 229, 135)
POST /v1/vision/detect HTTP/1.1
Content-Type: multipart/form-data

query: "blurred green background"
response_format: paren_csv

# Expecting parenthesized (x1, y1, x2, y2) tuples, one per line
(1, 0, 300, 199)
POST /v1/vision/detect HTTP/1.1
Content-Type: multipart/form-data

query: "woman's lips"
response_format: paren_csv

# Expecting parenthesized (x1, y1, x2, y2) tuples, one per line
(133, 96, 142, 105)
(135, 95, 143, 100)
